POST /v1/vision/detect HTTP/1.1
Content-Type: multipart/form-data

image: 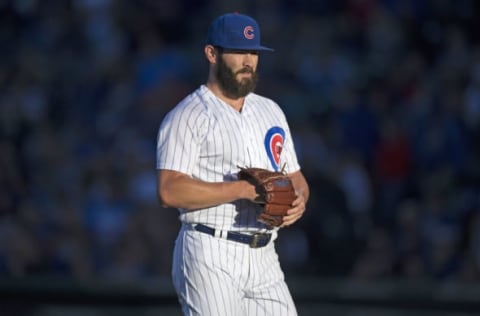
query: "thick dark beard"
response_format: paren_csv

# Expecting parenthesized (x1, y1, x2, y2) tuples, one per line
(215, 55, 258, 99)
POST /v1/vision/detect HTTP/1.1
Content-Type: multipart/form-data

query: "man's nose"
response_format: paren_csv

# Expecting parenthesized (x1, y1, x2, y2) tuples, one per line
(243, 53, 256, 67)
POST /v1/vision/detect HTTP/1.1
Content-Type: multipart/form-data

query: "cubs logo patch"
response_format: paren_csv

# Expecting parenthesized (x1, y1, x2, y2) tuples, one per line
(264, 126, 285, 171)
(244, 26, 254, 39)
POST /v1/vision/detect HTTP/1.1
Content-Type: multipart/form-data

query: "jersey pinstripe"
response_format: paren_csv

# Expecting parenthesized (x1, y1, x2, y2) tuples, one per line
(156, 84, 300, 232)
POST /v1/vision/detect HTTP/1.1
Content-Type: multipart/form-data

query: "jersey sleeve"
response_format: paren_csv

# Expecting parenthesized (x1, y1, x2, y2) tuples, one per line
(156, 105, 204, 175)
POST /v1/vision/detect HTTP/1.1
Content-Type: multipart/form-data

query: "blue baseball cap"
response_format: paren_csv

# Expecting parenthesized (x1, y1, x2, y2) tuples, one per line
(206, 13, 274, 52)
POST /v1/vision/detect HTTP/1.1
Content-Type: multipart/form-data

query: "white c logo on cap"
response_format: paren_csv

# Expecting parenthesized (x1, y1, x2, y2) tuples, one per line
(244, 26, 254, 39)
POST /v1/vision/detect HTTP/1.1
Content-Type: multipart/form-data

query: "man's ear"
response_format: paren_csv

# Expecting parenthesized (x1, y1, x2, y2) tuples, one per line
(204, 45, 218, 64)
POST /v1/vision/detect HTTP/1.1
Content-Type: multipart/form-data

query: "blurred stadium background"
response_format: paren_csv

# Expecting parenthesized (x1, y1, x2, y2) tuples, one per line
(1, 0, 480, 315)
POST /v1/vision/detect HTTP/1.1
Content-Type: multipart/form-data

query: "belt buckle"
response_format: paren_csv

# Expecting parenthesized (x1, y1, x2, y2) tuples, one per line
(250, 233, 263, 248)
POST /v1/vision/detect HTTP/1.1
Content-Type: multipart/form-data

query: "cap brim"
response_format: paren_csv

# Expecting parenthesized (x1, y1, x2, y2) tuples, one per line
(215, 44, 274, 52)
(256, 46, 274, 52)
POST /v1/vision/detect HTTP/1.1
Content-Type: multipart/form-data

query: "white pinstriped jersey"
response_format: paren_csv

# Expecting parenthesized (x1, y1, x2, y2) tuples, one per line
(156, 84, 300, 232)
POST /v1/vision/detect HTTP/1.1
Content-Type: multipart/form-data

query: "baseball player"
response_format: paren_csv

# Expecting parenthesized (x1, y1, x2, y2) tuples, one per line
(156, 12, 309, 316)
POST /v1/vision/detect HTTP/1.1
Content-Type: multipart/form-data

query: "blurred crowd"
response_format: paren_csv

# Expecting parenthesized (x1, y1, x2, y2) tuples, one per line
(1, 0, 480, 283)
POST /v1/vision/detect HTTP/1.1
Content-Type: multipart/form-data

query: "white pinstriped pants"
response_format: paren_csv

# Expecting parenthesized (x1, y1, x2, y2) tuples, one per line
(172, 225, 297, 316)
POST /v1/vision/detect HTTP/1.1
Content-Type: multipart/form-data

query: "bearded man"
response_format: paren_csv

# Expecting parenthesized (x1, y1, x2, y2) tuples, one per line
(156, 12, 309, 316)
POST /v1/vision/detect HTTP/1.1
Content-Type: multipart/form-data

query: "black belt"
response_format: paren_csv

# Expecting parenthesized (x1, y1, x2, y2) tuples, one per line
(193, 224, 272, 248)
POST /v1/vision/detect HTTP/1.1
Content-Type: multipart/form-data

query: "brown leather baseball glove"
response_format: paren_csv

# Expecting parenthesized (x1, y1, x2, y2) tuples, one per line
(238, 167, 297, 227)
